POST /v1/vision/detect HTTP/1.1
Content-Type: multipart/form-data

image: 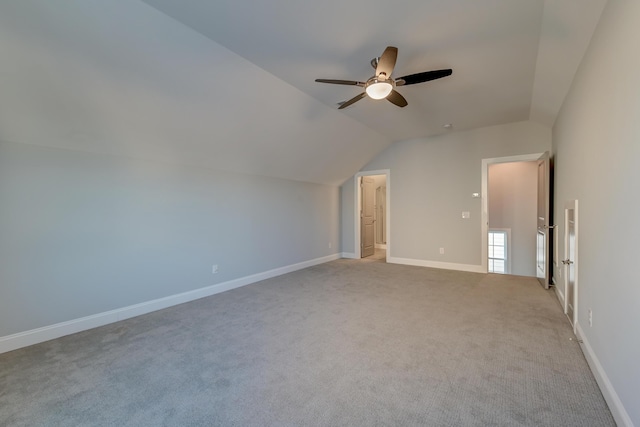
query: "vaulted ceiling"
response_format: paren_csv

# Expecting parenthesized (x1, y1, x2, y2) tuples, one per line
(0, 1, 606, 185)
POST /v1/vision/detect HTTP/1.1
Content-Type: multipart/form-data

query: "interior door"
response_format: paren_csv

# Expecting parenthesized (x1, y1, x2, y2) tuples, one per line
(565, 208, 577, 326)
(361, 177, 375, 258)
(536, 152, 551, 289)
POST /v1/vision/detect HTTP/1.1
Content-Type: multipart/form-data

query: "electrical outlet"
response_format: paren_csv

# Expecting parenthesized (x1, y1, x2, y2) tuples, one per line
(212, 264, 219, 274)
(439, 247, 445, 255)
(588, 308, 593, 327)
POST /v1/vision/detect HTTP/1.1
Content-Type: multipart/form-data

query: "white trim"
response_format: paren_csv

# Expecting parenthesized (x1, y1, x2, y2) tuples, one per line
(481, 153, 544, 274)
(354, 170, 390, 262)
(341, 252, 357, 259)
(0, 253, 341, 354)
(388, 257, 485, 273)
(576, 323, 634, 427)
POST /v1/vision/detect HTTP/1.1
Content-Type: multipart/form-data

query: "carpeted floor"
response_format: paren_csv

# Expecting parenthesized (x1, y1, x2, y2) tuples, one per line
(0, 260, 614, 426)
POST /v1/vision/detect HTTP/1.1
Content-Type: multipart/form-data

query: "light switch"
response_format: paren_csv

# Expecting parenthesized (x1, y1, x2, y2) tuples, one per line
(462, 211, 470, 219)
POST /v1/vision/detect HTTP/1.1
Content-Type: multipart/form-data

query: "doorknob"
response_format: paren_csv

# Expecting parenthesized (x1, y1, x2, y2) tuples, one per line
(561, 259, 574, 265)
(544, 225, 557, 229)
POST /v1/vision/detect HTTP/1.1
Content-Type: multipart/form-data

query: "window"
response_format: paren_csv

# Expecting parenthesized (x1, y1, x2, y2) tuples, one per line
(488, 229, 510, 274)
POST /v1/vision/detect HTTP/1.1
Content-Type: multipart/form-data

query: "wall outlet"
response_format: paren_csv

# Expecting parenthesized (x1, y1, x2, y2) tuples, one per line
(212, 264, 219, 274)
(439, 247, 445, 255)
(588, 308, 593, 327)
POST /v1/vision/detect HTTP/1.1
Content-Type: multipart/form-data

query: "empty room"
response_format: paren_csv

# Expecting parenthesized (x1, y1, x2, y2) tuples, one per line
(1, 1, 638, 426)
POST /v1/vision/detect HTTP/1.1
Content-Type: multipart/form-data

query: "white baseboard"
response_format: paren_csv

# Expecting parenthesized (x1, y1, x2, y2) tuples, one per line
(388, 257, 485, 273)
(576, 323, 633, 427)
(341, 252, 357, 259)
(0, 253, 342, 355)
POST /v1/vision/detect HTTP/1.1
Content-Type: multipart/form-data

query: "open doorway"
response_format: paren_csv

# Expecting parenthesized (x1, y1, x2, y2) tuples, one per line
(481, 153, 551, 279)
(354, 170, 390, 262)
(487, 161, 537, 276)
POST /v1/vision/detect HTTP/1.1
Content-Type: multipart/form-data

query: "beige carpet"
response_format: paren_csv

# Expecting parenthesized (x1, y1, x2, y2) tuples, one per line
(0, 260, 614, 426)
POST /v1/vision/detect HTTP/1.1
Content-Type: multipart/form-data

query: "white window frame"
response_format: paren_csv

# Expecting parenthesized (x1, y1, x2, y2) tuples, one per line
(488, 228, 511, 274)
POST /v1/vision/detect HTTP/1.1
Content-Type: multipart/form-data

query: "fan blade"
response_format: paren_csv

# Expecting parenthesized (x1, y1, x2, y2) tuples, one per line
(338, 92, 367, 109)
(395, 69, 452, 86)
(386, 90, 408, 108)
(315, 79, 365, 87)
(376, 46, 398, 79)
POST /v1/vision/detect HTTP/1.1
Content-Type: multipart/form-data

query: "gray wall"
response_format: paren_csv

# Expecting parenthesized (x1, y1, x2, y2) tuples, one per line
(341, 121, 551, 267)
(488, 161, 537, 276)
(552, 0, 640, 423)
(0, 140, 340, 337)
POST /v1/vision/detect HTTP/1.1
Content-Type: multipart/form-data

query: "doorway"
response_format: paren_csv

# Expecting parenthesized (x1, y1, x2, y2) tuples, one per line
(354, 170, 390, 261)
(482, 153, 551, 280)
(361, 176, 375, 258)
(487, 162, 537, 275)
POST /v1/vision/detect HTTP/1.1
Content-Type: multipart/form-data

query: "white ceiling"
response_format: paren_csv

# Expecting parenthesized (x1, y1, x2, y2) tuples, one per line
(0, 0, 606, 185)
(143, 0, 606, 139)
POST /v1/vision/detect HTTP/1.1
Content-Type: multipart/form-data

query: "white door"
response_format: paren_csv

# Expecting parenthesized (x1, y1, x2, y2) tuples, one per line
(563, 201, 578, 330)
(361, 177, 375, 258)
(536, 152, 551, 288)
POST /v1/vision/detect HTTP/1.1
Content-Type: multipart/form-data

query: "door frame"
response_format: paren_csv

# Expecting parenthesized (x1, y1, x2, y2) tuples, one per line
(354, 170, 390, 261)
(564, 199, 579, 332)
(481, 153, 545, 273)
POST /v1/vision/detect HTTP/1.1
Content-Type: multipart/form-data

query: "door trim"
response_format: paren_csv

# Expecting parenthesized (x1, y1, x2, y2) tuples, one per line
(481, 153, 545, 273)
(354, 170, 390, 261)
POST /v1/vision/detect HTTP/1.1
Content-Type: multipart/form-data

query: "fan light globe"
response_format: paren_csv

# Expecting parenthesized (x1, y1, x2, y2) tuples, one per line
(366, 81, 393, 99)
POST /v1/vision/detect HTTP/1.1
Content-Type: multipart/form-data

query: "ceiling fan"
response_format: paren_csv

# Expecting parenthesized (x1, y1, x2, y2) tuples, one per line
(315, 46, 452, 109)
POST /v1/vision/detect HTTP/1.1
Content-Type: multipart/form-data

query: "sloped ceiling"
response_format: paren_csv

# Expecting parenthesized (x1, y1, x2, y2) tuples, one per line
(0, 0, 606, 185)
(0, 1, 390, 186)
